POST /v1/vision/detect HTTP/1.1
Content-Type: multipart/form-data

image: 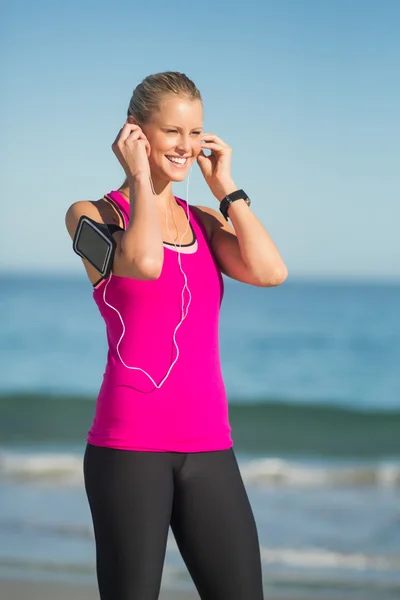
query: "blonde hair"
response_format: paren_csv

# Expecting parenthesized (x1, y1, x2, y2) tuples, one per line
(128, 71, 202, 124)
(120, 72, 202, 187)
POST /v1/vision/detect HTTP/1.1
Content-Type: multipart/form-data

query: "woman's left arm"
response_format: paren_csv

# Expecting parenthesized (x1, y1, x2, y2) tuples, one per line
(196, 133, 288, 287)
(195, 196, 288, 287)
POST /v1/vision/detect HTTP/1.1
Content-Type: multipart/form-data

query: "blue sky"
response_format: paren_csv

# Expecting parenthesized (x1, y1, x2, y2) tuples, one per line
(1, 0, 399, 280)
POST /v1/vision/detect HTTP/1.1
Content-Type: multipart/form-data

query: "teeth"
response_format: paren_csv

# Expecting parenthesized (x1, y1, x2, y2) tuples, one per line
(166, 156, 187, 164)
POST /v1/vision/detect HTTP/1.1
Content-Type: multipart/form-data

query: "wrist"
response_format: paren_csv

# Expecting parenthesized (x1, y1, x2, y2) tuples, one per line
(127, 171, 149, 186)
(219, 188, 251, 221)
(214, 180, 238, 202)
(128, 172, 152, 189)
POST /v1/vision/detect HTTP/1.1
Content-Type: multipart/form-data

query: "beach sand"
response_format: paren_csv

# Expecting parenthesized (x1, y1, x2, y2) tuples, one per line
(0, 577, 345, 600)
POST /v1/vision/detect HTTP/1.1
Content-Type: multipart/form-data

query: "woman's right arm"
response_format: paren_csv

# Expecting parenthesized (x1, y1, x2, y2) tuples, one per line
(65, 123, 164, 282)
(64, 191, 161, 284)
(119, 173, 164, 278)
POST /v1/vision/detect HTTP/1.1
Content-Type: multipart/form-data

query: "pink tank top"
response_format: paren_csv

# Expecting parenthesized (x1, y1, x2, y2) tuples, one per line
(87, 190, 233, 452)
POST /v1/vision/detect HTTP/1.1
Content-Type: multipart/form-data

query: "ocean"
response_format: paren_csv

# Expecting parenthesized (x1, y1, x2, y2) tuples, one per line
(0, 273, 399, 599)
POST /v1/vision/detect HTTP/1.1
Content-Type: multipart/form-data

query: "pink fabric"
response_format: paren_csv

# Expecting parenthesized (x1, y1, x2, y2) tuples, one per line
(87, 190, 233, 452)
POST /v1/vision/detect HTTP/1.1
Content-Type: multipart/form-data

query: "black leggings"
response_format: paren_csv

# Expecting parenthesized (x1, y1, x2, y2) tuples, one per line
(84, 443, 264, 600)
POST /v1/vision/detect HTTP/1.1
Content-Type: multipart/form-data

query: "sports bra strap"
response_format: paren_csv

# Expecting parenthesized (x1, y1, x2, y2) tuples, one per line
(103, 194, 128, 230)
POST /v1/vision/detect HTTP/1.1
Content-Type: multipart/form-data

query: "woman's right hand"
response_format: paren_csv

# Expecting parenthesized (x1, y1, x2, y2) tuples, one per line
(111, 123, 151, 181)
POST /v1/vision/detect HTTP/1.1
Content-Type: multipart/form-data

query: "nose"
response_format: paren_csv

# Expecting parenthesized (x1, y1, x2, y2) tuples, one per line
(176, 134, 191, 155)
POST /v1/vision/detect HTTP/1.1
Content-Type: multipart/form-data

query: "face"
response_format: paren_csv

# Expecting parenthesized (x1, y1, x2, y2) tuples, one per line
(134, 95, 203, 183)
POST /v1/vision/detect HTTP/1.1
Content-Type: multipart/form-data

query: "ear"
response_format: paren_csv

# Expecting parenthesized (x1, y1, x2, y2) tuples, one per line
(127, 115, 138, 125)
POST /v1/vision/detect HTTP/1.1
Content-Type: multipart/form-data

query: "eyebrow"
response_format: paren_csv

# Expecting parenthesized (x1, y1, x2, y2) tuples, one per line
(163, 125, 203, 130)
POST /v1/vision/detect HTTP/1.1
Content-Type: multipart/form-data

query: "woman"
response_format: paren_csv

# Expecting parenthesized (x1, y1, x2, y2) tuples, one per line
(66, 71, 287, 600)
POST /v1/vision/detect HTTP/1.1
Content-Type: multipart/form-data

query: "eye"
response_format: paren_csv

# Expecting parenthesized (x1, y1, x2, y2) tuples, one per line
(192, 131, 202, 136)
(166, 129, 178, 133)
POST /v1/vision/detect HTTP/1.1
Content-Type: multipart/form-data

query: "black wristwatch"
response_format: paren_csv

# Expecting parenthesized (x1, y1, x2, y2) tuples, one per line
(219, 189, 251, 221)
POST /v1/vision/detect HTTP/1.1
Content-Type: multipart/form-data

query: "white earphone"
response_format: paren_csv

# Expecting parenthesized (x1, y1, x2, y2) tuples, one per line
(102, 169, 193, 388)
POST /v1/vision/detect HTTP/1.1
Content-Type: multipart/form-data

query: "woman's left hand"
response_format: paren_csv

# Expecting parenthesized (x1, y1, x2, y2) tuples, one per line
(196, 133, 236, 201)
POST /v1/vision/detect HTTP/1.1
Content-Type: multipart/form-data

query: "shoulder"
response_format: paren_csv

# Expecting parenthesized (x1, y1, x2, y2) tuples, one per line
(65, 198, 119, 240)
(191, 204, 229, 243)
(65, 200, 98, 239)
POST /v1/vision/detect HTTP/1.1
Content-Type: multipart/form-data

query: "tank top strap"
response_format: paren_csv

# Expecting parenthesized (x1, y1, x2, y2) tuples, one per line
(104, 191, 210, 249)
(175, 196, 210, 250)
(104, 190, 130, 229)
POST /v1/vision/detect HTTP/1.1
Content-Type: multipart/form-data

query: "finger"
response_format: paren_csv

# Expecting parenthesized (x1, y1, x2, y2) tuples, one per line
(129, 131, 151, 156)
(125, 128, 145, 143)
(126, 133, 151, 157)
(114, 127, 136, 147)
(201, 133, 227, 145)
(122, 130, 151, 155)
(118, 122, 144, 143)
(126, 125, 149, 143)
(123, 122, 142, 132)
(200, 142, 226, 153)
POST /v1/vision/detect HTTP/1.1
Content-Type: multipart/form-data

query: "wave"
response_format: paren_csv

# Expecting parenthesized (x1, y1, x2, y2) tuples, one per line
(259, 546, 400, 572)
(0, 451, 83, 485)
(1, 449, 400, 488)
(0, 517, 92, 539)
(1, 541, 399, 576)
(1, 392, 400, 457)
(240, 457, 400, 487)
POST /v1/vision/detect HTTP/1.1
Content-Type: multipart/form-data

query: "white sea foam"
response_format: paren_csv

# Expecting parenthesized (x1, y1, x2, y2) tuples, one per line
(1, 450, 400, 488)
(1, 538, 399, 577)
(240, 457, 400, 487)
(0, 451, 83, 485)
(260, 546, 400, 572)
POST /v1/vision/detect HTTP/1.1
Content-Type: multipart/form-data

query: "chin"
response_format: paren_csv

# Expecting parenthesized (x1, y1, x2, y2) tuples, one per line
(169, 171, 189, 183)
(153, 170, 187, 184)
(155, 160, 192, 183)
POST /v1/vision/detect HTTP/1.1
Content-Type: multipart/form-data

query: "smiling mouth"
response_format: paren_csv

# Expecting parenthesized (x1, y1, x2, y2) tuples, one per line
(165, 155, 189, 166)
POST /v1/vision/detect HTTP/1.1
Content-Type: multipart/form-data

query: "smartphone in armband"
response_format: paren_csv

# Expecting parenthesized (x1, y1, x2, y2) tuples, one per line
(73, 216, 122, 278)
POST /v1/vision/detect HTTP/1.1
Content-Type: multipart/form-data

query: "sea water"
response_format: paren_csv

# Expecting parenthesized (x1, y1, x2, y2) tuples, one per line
(0, 274, 399, 599)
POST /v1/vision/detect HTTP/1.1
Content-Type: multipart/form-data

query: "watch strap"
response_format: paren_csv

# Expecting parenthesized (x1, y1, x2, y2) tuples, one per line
(219, 189, 251, 221)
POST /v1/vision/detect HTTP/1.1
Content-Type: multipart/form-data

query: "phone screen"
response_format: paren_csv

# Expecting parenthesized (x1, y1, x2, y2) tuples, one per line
(75, 220, 112, 273)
